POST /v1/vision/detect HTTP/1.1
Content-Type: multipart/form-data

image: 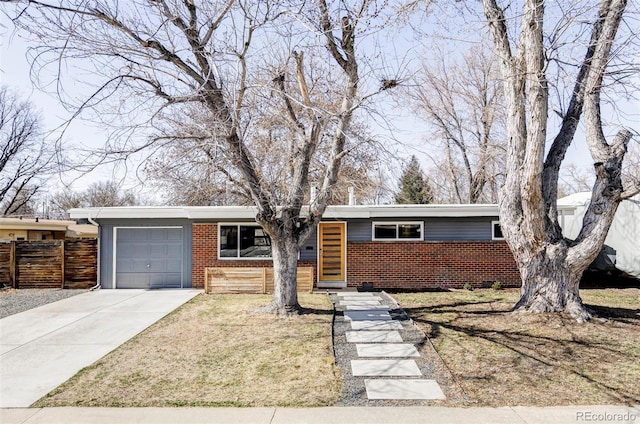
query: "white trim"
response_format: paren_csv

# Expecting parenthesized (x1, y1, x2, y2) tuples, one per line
(372, 221, 424, 241)
(317, 221, 347, 288)
(217, 222, 272, 260)
(112, 227, 118, 289)
(113, 226, 184, 289)
(491, 221, 504, 240)
(69, 203, 577, 221)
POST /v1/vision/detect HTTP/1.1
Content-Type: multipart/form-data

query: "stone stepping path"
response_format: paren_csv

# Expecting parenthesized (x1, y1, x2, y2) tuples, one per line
(332, 291, 446, 403)
(365, 379, 446, 400)
(349, 320, 403, 330)
(345, 330, 403, 343)
(355, 343, 420, 357)
(351, 359, 422, 376)
(344, 310, 392, 321)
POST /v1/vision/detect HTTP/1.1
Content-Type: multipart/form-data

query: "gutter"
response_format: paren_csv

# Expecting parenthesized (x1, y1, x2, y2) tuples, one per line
(86, 215, 101, 291)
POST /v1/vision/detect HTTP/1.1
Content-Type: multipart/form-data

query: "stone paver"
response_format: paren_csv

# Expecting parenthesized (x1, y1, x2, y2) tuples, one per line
(345, 330, 403, 343)
(351, 359, 422, 376)
(344, 310, 391, 321)
(349, 320, 403, 330)
(365, 379, 446, 400)
(335, 292, 376, 296)
(338, 300, 382, 306)
(339, 296, 383, 302)
(356, 344, 420, 358)
(344, 304, 391, 310)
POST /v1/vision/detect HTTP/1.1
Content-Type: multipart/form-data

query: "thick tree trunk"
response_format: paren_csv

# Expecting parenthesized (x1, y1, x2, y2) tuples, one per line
(260, 235, 303, 316)
(512, 242, 592, 323)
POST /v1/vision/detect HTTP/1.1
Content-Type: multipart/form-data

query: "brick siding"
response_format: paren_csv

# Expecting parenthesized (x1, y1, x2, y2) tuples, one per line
(193, 223, 520, 290)
(346, 240, 521, 290)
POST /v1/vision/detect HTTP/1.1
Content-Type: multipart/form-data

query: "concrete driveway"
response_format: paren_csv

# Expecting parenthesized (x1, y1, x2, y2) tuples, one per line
(0, 289, 200, 408)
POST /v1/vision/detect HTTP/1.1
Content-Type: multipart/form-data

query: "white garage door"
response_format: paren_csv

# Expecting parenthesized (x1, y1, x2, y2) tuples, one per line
(115, 227, 183, 289)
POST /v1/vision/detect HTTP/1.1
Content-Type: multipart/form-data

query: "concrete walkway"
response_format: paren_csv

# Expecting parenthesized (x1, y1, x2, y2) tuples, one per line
(0, 289, 200, 408)
(2, 405, 639, 424)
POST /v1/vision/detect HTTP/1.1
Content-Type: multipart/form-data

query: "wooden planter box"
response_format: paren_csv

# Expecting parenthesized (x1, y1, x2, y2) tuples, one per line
(205, 267, 314, 294)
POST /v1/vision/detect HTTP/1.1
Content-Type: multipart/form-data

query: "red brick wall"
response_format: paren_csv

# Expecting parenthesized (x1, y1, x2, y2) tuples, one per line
(191, 223, 316, 288)
(193, 223, 521, 290)
(346, 240, 521, 290)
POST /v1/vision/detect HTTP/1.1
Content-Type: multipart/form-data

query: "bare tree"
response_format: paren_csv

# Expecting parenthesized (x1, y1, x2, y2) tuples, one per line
(48, 181, 138, 218)
(558, 164, 594, 197)
(408, 44, 506, 204)
(0, 86, 52, 216)
(144, 106, 387, 206)
(7, 0, 393, 314)
(48, 189, 84, 219)
(482, 0, 637, 321)
(83, 181, 138, 207)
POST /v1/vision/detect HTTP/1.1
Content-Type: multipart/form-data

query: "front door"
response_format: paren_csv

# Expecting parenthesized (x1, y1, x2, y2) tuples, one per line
(318, 222, 346, 285)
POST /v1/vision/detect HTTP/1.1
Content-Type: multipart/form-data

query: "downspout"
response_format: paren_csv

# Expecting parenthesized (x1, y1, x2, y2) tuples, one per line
(87, 215, 101, 291)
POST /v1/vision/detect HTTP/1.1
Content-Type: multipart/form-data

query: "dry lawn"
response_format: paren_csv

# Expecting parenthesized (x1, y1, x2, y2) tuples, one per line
(395, 288, 640, 407)
(35, 293, 341, 407)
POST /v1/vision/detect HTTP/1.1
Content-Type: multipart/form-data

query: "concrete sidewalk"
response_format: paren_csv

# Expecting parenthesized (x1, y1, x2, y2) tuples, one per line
(2, 405, 639, 424)
(0, 289, 200, 408)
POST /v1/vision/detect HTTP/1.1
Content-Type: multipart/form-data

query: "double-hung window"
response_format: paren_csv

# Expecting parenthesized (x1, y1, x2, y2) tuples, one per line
(219, 224, 272, 259)
(372, 221, 423, 241)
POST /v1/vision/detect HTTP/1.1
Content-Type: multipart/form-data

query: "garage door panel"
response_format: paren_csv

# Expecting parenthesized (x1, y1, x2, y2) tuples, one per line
(163, 259, 182, 272)
(150, 273, 181, 287)
(115, 273, 148, 289)
(115, 227, 184, 289)
(166, 228, 182, 240)
(166, 244, 182, 256)
(149, 244, 166, 257)
(150, 228, 168, 241)
(149, 243, 182, 257)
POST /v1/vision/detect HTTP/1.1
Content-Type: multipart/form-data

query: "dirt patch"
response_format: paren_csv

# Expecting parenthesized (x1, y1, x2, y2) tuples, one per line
(34, 293, 341, 407)
(395, 289, 640, 407)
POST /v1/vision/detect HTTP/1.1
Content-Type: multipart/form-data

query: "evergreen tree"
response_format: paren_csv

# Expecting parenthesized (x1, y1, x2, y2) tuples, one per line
(395, 156, 434, 204)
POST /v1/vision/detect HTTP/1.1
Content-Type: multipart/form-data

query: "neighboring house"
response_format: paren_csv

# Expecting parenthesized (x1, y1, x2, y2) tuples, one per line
(0, 218, 98, 242)
(69, 203, 578, 291)
(559, 192, 640, 279)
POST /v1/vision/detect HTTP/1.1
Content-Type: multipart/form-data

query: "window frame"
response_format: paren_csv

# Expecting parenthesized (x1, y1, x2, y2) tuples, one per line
(371, 221, 424, 241)
(491, 221, 504, 240)
(218, 223, 272, 260)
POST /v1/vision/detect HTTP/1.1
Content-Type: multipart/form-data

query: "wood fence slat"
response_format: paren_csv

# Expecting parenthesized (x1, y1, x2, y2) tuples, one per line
(0, 239, 97, 289)
(64, 239, 97, 289)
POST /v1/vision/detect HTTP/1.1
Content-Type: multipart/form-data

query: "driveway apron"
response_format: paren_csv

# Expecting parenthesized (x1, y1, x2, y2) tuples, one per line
(0, 289, 200, 408)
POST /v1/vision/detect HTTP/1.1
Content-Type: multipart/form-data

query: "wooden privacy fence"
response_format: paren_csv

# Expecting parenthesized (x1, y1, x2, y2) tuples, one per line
(205, 267, 314, 294)
(0, 239, 97, 289)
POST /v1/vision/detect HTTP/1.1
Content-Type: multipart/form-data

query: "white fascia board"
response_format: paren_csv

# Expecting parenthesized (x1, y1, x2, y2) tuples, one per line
(321, 206, 372, 219)
(69, 206, 259, 220)
(323, 204, 502, 218)
(371, 205, 500, 218)
(69, 203, 578, 221)
(185, 206, 258, 220)
(69, 207, 190, 220)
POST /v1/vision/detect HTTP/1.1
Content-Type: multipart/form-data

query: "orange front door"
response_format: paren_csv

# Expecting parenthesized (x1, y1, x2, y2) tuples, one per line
(318, 222, 346, 282)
